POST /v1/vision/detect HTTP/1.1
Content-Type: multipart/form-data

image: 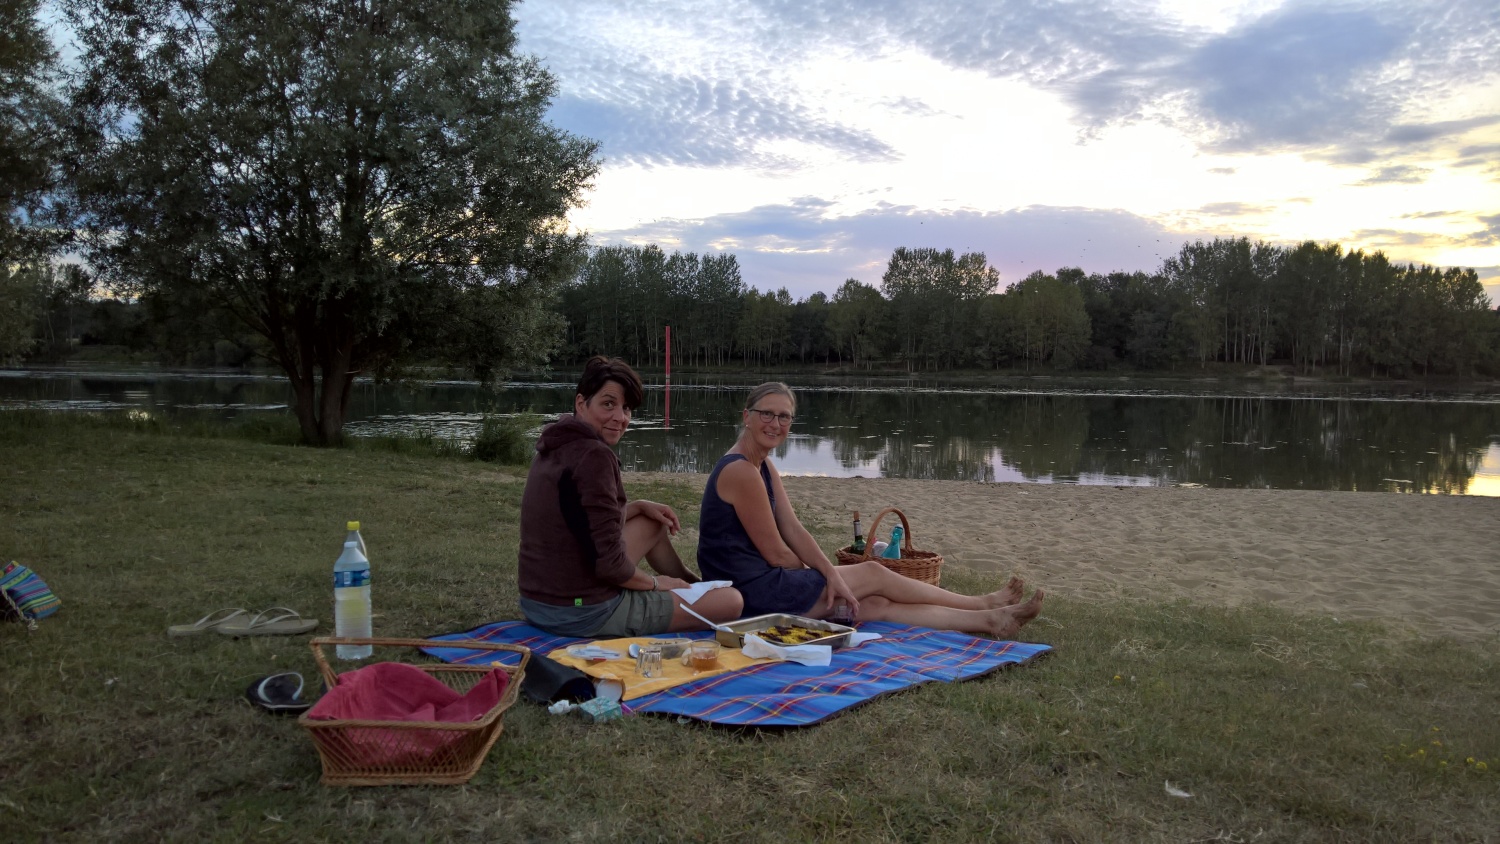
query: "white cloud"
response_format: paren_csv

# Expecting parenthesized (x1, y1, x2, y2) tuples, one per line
(603, 201, 1193, 297)
(515, 0, 1500, 299)
(1356, 165, 1433, 186)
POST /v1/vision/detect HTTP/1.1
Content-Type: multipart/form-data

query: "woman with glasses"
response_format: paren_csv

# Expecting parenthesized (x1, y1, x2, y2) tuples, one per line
(697, 382, 1043, 639)
(517, 356, 744, 638)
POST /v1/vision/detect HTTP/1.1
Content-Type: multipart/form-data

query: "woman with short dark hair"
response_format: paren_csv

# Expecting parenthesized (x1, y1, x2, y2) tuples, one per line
(697, 382, 1042, 638)
(517, 356, 743, 637)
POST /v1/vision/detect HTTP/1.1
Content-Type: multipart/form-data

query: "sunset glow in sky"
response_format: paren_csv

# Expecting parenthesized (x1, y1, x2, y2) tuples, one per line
(514, 0, 1500, 301)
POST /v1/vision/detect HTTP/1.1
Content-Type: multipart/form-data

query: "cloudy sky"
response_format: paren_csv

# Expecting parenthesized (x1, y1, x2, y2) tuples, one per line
(512, 0, 1500, 302)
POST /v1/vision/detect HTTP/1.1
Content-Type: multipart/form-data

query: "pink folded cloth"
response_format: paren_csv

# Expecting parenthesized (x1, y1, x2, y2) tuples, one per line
(307, 662, 507, 723)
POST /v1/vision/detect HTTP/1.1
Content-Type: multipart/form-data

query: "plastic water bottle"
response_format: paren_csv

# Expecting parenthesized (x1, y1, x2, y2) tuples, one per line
(345, 520, 367, 559)
(882, 525, 904, 559)
(334, 540, 372, 660)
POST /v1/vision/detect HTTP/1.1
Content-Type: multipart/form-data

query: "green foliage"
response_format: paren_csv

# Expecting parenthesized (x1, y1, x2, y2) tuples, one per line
(0, 262, 98, 364)
(550, 237, 1492, 378)
(736, 286, 795, 366)
(560, 244, 747, 367)
(0, 264, 40, 363)
(880, 247, 1000, 370)
(986, 270, 1093, 369)
(1101, 238, 1497, 376)
(828, 278, 887, 367)
(354, 428, 461, 459)
(789, 290, 832, 363)
(64, 0, 599, 444)
(0, 0, 65, 269)
(469, 413, 538, 465)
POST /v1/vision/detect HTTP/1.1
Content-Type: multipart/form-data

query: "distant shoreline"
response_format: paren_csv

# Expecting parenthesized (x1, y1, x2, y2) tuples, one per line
(15, 355, 1500, 396)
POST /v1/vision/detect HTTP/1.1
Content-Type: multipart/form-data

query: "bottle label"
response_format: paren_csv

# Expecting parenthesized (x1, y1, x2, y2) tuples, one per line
(334, 569, 371, 588)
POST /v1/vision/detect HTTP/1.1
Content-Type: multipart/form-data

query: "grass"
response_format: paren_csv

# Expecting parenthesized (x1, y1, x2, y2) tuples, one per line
(2, 412, 1497, 843)
(0, 407, 533, 463)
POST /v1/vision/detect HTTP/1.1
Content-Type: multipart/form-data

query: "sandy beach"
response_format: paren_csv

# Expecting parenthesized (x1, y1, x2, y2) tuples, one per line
(631, 473, 1500, 643)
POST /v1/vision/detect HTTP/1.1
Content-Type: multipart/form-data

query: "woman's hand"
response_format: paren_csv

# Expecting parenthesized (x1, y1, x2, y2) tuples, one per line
(628, 499, 681, 536)
(632, 572, 691, 592)
(824, 569, 860, 619)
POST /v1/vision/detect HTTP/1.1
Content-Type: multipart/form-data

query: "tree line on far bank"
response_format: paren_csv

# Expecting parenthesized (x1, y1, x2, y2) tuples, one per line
(14, 235, 1499, 382)
(554, 240, 1498, 378)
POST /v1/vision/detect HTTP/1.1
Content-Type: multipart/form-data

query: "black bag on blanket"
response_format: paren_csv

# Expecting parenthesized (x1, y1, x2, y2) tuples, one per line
(521, 654, 596, 705)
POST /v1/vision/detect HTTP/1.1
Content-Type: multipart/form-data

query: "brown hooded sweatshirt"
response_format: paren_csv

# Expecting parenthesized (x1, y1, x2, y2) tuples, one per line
(517, 413, 635, 606)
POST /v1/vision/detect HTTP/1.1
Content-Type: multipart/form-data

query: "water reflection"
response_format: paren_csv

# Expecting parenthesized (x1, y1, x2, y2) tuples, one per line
(1467, 443, 1500, 497)
(3, 367, 1499, 495)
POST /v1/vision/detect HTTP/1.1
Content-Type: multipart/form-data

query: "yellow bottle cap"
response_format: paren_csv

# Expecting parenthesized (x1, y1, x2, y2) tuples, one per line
(347, 520, 360, 531)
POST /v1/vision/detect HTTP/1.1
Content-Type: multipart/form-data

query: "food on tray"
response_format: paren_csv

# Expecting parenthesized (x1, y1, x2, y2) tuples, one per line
(757, 625, 828, 645)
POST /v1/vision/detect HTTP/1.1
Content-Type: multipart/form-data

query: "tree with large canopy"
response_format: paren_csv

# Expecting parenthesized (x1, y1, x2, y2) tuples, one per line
(2, 0, 66, 362)
(2, 0, 61, 263)
(879, 247, 998, 370)
(64, 0, 599, 443)
(827, 278, 886, 367)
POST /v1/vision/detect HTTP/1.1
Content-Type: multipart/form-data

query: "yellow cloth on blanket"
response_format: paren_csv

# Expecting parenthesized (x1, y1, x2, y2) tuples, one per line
(549, 637, 771, 701)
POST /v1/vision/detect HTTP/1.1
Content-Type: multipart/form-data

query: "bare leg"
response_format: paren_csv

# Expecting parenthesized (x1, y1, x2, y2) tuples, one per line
(666, 588, 744, 632)
(837, 562, 1021, 610)
(623, 513, 699, 582)
(812, 590, 1044, 638)
(622, 513, 743, 631)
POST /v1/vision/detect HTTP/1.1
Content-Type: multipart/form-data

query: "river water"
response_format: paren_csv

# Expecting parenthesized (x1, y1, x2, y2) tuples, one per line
(4, 366, 1499, 495)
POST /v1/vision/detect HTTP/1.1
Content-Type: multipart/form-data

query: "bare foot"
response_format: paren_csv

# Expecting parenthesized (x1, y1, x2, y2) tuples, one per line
(985, 589, 1044, 639)
(983, 575, 1025, 609)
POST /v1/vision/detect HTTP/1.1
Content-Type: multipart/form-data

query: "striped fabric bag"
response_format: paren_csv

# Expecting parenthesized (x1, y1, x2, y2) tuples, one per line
(2, 561, 61, 631)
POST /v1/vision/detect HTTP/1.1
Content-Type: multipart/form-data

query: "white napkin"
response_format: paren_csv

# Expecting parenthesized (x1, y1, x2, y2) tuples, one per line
(848, 631, 882, 646)
(670, 579, 734, 606)
(740, 633, 832, 666)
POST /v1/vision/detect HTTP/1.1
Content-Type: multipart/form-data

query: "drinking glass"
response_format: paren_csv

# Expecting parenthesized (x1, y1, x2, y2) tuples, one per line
(688, 640, 721, 672)
(636, 644, 663, 678)
(829, 600, 854, 627)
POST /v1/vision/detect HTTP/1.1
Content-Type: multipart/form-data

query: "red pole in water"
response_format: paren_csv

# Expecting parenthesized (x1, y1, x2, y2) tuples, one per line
(664, 325, 671, 429)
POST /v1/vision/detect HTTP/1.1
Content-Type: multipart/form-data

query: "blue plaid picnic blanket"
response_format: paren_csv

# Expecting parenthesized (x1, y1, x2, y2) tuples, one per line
(425, 621, 1052, 728)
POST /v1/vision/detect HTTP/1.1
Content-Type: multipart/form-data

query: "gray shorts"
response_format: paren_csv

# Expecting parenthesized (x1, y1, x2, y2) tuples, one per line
(591, 589, 676, 638)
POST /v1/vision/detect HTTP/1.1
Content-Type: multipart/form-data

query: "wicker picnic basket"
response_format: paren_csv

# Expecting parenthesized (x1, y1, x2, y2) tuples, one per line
(835, 507, 944, 586)
(298, 637, 530, 787)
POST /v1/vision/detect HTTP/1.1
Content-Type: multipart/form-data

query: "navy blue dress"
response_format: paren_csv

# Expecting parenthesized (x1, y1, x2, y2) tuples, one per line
(697, 454, 826, 617)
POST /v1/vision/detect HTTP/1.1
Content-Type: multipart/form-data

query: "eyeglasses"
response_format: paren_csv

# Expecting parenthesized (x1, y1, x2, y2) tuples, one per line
(748, 408, 794, 426)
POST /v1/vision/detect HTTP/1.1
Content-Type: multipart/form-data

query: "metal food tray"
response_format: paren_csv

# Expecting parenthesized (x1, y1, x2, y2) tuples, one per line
(714, 614, 855, 650)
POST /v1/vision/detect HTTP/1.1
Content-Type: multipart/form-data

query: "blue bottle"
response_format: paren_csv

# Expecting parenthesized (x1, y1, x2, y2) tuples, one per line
(882, 525, 904, 559)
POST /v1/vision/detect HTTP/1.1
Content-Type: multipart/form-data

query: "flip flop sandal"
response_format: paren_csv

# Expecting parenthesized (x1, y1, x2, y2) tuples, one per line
(244, 672, 313, 715)
(216, 607, 319, 638)
(166, 608, 249, 638)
